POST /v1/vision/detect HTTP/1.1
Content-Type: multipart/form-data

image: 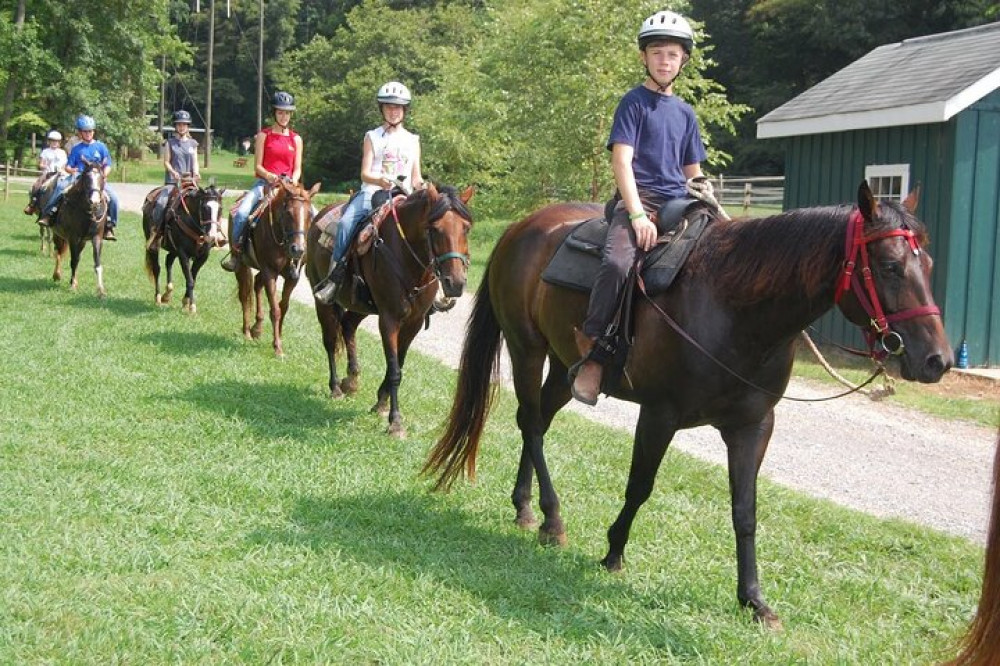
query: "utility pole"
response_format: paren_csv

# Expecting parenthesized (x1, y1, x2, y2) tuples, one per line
(204, 0, 215, 168)
(158, 55, 166, 157)
(257, 0, 264, 132)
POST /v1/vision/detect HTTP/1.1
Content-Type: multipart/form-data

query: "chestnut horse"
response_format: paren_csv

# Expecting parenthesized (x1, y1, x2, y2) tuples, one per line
(424, 182, 952, 628)
(232, 180, 320, 356)
(945, 429, 1000, 665)
(51, 160, 108, 297)
(142, 181, 226, 312)
(305, 184, 474, 437)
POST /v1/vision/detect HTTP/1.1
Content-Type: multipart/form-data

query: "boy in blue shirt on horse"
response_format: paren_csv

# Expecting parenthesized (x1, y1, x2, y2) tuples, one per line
(39, 114, 120, 241)
(570, 10, 709, 405)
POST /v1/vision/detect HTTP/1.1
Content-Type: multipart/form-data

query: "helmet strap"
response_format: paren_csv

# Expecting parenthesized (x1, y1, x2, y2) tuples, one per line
(380, 104, 406, 127)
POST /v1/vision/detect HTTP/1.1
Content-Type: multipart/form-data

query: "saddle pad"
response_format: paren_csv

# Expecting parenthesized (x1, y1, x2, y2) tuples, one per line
(541, 207, 712, 295)
(314, 203, 346, 250)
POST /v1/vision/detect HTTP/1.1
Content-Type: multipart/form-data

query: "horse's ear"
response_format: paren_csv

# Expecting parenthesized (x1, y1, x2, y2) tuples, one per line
(901, 183, 920, 214)
(425, 181, 440, 202)
(459, 186, 475, 205)
(309, 182, 321, 197)
(857, 180, 878, 222)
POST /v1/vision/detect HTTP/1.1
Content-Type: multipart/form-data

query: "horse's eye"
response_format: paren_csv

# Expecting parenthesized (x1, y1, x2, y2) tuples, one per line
(879, 261, 904, 277)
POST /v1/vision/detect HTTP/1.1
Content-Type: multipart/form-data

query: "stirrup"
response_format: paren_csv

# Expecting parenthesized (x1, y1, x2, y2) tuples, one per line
(220, 251, 241, 272)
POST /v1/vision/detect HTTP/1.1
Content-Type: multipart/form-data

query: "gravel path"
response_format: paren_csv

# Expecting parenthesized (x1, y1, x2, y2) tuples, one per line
(115, 183, 997, 544)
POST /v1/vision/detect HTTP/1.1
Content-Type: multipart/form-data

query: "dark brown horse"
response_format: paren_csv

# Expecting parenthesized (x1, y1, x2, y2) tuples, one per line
(51, 160, 108, 297)
(233, 179, 320, 356)
(305, 184, 474, 437)
(424, 182, 952, 628)
(142, 181, 226, 312)
(945, 429, 1000, 665)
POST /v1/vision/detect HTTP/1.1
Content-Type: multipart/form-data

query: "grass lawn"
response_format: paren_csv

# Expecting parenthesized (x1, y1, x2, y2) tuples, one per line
(0, 200, 987, 663)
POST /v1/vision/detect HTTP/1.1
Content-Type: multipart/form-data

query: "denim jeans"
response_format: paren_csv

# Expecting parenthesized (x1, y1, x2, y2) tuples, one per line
(333, 189, 373, 263)
(232, 179, 267, 246)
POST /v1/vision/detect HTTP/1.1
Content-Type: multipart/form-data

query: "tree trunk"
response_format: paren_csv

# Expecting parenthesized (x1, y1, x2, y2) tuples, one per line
(0, 0, 27, 144)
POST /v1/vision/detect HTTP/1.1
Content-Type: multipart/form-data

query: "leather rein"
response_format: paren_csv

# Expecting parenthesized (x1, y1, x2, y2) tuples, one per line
(375, 198, 470, 301)
(639, 208, 941, 402)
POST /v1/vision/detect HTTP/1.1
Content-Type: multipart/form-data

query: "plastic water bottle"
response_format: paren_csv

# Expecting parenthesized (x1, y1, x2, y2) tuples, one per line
(956, 340, 969, 369)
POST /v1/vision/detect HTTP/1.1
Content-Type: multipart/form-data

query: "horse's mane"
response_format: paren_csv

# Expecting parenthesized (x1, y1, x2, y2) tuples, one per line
(688, 201, 927, 306)
(409, 185, 473, 224)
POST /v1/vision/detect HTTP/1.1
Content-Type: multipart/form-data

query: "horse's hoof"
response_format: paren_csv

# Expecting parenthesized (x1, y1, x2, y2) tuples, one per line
(538, 529, 568, 547)
(387, 421, 405, 439)
(161, 285, 173, 304)
(600, 554, 623, 573)
(329, 385, 344, 400)
(752, 606, 782, 631)
(155, 294, 163, 305)
(97, 290, 107, 300)
(340, 377, 359, 395)
(514, 511, 538, 530)
(370, 402, 389, 417)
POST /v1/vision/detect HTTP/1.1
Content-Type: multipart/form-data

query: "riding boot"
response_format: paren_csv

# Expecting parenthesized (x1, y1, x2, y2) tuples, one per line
(568, 328, 603, 406)
(313, 260, 347, 304)
(37, 215, 51, 227)
(103, 223, 117, 241)
(23, 201, 37, 215)
(221, 243, 242, 272)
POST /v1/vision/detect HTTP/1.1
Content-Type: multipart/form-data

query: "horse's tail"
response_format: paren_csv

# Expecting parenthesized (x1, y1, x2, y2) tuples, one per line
(944, 428, 1000, 666)
(422, 261, 503, 491)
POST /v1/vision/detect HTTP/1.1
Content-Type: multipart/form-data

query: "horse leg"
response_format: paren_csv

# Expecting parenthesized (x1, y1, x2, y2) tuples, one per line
(315, 301, 344, 398)
(721, 411, 781, 630)
(260, 273, 283, 355)
(69, 241, 82, 292)
(504, 340, 568, 545)
(371, 316, 404, 435)
(602, 404, 679, 570)
(273, 277, 298, 355)
(188, 250, 208, 314)
(378, 315, 426, 438)
(512, 352, 575, 530)
(91, 237, 105, 299)
(338, 310, 365, 396)
(177, 250, 197, 314)
(52, 236, 66, 282)
(146, 246, 163, 305)
(251, 272, 266, 341)
(236, 267, 255, 340)
(162, 253, 176, 304)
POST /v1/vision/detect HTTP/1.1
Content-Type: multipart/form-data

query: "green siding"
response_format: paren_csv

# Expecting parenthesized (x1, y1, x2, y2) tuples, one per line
(948, 90, 1000, 365)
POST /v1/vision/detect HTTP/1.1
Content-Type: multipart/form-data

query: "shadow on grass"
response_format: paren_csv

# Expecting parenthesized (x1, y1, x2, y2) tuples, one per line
(247, 489, 701, 656)
(65, 292, 150, 316)
(173, 379, 361, 440)
(0, 275, 55, 293)
(0, 245, 41, 259)
(134, 330, 239, 355)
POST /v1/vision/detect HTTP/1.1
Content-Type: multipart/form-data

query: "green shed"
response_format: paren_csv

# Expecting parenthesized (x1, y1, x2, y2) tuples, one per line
(757, 22, 1000, 367)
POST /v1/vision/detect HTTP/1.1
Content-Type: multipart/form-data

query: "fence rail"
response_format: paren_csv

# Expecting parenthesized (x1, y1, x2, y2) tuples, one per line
(710, 175, 784, 215)
(1, 162, 43, 202)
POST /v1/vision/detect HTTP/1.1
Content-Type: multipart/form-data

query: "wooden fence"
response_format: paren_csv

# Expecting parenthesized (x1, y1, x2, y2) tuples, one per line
(1, 161, 42, 202)
(710, 175, 784, 215)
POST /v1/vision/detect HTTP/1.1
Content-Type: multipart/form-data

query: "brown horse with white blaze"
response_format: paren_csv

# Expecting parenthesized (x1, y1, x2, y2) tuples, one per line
(306, 183, 474, 437)
(233, 179, 320, 356)
(424, 181, 952, 628)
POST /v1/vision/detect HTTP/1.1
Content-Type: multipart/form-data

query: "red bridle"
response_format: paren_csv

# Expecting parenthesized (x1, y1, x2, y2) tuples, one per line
(834, 209, 941, 359)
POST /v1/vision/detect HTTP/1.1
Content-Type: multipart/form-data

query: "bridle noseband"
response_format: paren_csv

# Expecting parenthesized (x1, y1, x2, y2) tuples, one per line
(834, 208, 941, 360)
(388, 199, 470, 287)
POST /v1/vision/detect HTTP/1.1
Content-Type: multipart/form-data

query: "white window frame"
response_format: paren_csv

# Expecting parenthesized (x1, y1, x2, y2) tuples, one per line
(864, 163, 910, 202)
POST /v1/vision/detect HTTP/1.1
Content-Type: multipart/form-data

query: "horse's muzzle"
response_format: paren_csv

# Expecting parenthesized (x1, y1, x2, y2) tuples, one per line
(439, 274, 466, 298)
(89, 191, 101, 206)
(289, 243, 305, 261)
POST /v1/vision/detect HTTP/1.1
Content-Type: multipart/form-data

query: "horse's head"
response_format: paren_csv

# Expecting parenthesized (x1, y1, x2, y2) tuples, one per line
(273, 180, 320, 261)
(835, 181, 952, 382)
(78, 159, 106, 210)
(404, 183, 475, 298)
(190, 184, 226, 244)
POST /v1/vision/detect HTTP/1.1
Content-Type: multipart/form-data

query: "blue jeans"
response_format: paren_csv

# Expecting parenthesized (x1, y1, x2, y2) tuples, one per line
(232, 179, 267, 248)
(42, 176, 119, 227)
(333, 189, 373, 263)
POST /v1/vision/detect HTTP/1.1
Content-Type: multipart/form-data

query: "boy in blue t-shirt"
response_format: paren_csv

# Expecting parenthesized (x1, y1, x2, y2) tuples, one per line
(570, 10, 708, 405)
(40, 114, 120, 240)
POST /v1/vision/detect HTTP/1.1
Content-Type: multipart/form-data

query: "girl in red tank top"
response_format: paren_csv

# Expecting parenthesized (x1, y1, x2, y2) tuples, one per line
(221, 91, 305, 271)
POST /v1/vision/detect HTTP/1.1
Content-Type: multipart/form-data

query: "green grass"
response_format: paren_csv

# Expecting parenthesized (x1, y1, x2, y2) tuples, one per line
(0, 200, 987, 663)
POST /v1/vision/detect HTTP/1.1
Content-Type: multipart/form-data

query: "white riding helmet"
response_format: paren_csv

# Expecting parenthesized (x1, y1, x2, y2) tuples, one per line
(376, 81, 412, 106)
(46, 130, 63, 141)
(638, 10, 695, 53)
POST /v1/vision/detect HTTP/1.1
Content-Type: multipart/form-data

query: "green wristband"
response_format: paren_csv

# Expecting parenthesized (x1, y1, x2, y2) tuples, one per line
(628, 211, 646, 220)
